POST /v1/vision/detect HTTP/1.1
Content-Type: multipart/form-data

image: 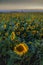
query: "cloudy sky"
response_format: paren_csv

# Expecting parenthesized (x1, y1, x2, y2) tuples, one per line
(0, 0, 43, 10)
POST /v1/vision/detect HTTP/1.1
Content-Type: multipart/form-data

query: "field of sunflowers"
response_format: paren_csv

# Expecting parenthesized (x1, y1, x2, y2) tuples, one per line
(0, 12, 43, 65)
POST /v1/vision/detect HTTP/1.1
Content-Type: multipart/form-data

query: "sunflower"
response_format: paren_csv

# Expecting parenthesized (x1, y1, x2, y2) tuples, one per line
(3, 24, 6, 29)
(5, 32, 8, 37)
(16, 31, 20, 35)
(32, 30, 38, 35)
(11, 32, 15, 40)
(40, 33, 43, 39)
(14, 43, 29, 56)
(20, 27, 24, 31)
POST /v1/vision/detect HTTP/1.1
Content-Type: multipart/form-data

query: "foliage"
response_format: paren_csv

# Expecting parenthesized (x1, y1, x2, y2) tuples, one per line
(0, 12, 43, 65)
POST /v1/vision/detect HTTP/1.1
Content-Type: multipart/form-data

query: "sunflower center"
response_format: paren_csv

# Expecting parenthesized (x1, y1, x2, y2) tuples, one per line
(16, 45, 24, 52)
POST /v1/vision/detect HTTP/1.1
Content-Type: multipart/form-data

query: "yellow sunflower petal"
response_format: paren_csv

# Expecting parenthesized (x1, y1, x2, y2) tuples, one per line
(14, 42, 29, 56)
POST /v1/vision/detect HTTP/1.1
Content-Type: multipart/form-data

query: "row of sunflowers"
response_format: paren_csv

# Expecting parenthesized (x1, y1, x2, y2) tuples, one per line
(0, 12, 43, 65)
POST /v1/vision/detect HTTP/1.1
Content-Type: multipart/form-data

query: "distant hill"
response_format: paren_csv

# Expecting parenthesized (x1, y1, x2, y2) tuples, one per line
(0, 9, 43, 13)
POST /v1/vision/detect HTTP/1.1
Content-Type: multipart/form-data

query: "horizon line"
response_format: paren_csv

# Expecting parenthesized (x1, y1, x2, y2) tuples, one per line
(0, 9, 43, 13)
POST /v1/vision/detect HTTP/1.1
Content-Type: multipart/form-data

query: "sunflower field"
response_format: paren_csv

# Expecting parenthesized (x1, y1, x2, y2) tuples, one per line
(0, 12, 43, 65)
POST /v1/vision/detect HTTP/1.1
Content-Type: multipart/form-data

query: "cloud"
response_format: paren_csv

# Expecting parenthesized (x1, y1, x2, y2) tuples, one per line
(0, 0, 43, 4)
(0, 0, 43, 9)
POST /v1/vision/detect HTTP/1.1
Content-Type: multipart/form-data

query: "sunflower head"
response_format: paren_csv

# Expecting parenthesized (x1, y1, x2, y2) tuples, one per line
(11, 32, 15, 40)
(40, 33, 43, 39)
(3, 24, 6, 29)
(14, 43, 29, 56)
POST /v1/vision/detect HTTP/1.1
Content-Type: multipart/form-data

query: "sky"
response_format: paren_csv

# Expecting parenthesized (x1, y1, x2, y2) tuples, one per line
(0, 0, 43, 10)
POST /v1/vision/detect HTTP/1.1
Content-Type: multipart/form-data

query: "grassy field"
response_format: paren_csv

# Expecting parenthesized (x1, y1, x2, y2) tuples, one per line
(0, 12, 43, 65)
